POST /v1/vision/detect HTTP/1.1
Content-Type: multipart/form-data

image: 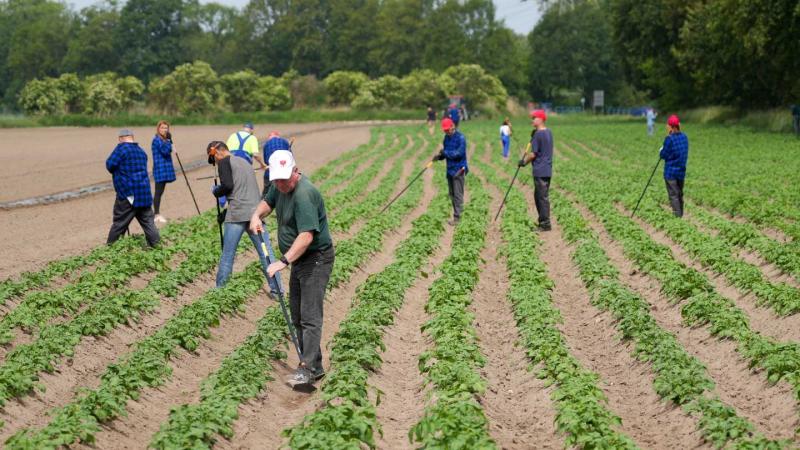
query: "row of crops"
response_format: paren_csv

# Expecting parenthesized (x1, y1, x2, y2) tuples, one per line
(1, 118, 799, 448)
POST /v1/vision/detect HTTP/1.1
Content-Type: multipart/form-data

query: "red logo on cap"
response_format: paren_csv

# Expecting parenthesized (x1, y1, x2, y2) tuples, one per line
(280, 160, 287, 166)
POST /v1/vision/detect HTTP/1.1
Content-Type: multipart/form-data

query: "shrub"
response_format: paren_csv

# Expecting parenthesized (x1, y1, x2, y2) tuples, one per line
(55, 73, 84, 113)
(351, 84, 383, 110)
(149, 61, 221, 115)
(18, 78, 65, 115)
(440, 64, 508, 111)
(258, 76, 292, 111)
(399, 69, 447, 109)
(83, 79, 123, 116)
(324, 71, 368, 106)
(371, 75, 403, 107)
(221, 70, 263, 112)
(289, 74, 326, 107)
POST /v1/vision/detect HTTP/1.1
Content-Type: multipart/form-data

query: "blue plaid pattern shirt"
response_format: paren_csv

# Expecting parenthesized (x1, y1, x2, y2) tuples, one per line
(442, 130, 469, 177)
(106, 142, 153, 207)
(151, 135, 176, 183)
(660, 132, 689, 180)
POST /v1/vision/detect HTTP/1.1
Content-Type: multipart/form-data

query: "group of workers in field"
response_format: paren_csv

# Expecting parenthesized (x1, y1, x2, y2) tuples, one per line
(102, 105, 688, 387)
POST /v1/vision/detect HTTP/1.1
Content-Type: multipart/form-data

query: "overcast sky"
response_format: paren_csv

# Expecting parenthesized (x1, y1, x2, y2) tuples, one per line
(65, 0, 541, 35)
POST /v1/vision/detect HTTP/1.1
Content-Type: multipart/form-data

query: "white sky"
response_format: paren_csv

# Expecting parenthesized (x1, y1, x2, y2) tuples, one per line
(65, 0, 541, 35)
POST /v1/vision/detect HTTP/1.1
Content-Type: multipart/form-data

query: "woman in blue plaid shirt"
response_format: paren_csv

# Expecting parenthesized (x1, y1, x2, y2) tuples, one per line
(659, 115, 689, 217)
(106, 129, 160, 247)
(151, 121, 177, 224)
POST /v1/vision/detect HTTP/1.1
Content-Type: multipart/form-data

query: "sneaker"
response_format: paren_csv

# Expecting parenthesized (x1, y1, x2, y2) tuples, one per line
(154, 214, 167, 224)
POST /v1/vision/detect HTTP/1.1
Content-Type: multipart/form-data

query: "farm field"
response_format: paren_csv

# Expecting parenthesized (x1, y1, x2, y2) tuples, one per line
(0, 117, 799, 449)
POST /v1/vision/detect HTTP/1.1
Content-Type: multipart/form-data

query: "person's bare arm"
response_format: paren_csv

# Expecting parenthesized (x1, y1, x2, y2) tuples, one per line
(249, 200, 273, 233)
(267, 231, 313, 277)
(253, 154, 268, 170)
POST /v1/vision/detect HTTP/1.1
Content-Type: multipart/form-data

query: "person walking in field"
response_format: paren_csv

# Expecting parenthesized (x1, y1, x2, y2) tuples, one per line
(262, 131, 293, 194)
(206, 141, 283, 293)
(249, 150, 335, 385)
(518, 109, 553, 231)
(500, 117, 512, 160)
(151, 121, 176, 224)
(433, 117, 468, 225)
(646, 107, 657, 136)
(448, 103, 461, 128)
(426, 106, 436, 134)
(106, 129, 160, 247)
(660, 114, 689, 217)
(226, 122, 268, 169)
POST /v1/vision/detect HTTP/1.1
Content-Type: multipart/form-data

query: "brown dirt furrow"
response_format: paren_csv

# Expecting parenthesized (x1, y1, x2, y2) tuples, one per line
(218, 162, 439, 450)
(326, 136, 398, 197)
(0, 252, 258, 442)
(470, 170, 564, 449)
(82, 273, 272, 449)
(372, 212, 455, 449)
(563, 192, 799, 441)
(624, 206, 800, 344)
(490, 184, 703, 448)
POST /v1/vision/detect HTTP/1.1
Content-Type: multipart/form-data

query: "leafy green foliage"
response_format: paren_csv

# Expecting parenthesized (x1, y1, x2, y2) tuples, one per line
(148, 61, 222, 115)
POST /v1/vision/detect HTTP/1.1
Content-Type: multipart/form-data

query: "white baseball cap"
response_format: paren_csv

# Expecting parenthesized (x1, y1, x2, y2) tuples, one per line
(268, 150, 296, 181)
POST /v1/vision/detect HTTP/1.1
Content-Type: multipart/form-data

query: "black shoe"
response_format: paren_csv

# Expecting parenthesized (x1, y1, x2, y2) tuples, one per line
(312, 369, 326, 381)
(288, 367, 313, 385)
(537, 224, 552, 232)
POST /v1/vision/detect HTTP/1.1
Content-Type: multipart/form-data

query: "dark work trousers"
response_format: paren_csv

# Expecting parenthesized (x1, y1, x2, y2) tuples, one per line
(289, 245, 335, 376)
(794, 116, 800, 136)
(447, 173, 465, 220)
(107, 197, 160, 247)
(153, 182, 167, 214)
(665, 178, 685, 217)
(534, 176, 551, 228)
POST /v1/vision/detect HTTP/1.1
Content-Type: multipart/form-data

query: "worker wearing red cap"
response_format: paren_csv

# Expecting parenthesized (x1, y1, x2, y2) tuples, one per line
(433, 117, 468, 225)
(519, 109, 553, 231)
(659, 115, 689, 217)
(448, 103, 461, 128)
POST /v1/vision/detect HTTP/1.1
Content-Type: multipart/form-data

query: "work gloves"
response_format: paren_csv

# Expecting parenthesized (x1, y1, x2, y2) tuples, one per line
(517, 158, 526, 167)
(166, 131, 172, 143)
(210, 186, 227, 208)
(432, 151, 445, 162)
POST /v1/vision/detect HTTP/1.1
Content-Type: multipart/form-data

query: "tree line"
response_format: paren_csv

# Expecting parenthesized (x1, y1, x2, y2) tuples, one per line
(1, 0, 796, 114)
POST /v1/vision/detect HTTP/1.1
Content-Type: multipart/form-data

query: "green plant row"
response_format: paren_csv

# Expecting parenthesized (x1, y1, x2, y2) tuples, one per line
(324, 131, 406, 215)
(329, 133, 423, 232)
(473, 156, 638, 449)
(148, 129, 437, 450)
(285, 165, 450, 449)
(687, 203, 800, 283)
(4, 260, 269, 449)
(557, 170, 800, 404)
(408, 175, 496, 449)
(0, 212, 212, 344)
(0, 221, 225, 407)
(311, 128, 383, 186)
(546, 187, 783, 448)
(632, 196, 800, 316)
(561, 143, 800, 317)
(316, 129, 391, 197)
(327, 131, 432, 289)
(149, 306, 286, 449)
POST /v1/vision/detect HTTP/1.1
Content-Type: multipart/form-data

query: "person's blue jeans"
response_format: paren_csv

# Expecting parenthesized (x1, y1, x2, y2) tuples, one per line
(501, 135, 510, 158)
(216, 221, 283, 293)
(647, 122, 655, 136)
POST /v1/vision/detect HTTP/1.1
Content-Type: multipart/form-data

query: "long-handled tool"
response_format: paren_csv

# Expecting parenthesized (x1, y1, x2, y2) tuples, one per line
(196, 166, 266, 181)
(213, 166, 224, 249)
(173, 147, 201, 216)
(255, 233, 307, 385)
(493, 143, 530, 221)
(378, 160, 433, 214)
(631, 150, 663, 218)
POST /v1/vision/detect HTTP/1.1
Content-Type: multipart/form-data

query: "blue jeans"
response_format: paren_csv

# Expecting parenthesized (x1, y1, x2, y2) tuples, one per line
(216, 221, 283, 293)
(501, 135, 510, 158)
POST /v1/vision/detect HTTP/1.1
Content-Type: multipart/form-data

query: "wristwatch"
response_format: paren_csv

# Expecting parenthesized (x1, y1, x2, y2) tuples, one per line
(280, 256, 290, 266)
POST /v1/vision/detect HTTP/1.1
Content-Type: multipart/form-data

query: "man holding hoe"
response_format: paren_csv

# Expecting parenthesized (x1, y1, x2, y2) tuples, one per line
(433, 117, 468, 225)
(249, 150, 335, 386)
(518, 109, 553, 231)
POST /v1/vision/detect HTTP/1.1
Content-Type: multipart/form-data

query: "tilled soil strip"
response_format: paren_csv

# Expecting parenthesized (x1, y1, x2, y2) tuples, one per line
(0, 252, 257, 443)
(624, 206, 800, 344)
(470, 169, 563, 449)
(562, 191, 799, 441)
(217, 167, 438, 450)
(326, 135, 399, 198)
(370, 223, 455, 449)
(482, 155, 704, 448)
(83, 270, 272, 450)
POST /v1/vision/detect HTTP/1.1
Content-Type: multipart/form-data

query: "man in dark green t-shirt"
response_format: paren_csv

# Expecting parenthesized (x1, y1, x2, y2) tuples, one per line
(249, 150, 334, 386)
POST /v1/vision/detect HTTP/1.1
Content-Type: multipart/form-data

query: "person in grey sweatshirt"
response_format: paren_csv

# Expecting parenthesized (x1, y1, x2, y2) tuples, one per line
(207, 141, 282, 293)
